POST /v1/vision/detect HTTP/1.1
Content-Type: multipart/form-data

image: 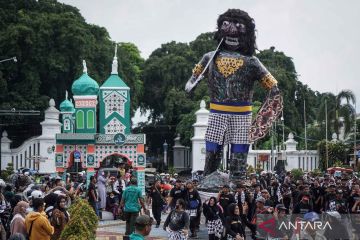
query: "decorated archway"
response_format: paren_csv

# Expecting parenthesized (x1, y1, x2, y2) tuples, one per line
(100, 153, 131, 168)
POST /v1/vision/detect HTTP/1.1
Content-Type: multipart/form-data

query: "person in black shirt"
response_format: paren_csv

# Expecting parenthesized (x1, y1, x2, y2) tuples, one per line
(311, 180, 324, 213)
(185, 182, 201, 238)
(88, 176, 99, 216)
(293, 194, 313, 214)
(217, 185, 235, 218)
(168, 180, 185, 210)
(225, 203, 255, 240)
(203, 197, 224, 240)
(164, 199, 190, 240)
(324, 185, 337, 211)
(149, 180, 165, 228)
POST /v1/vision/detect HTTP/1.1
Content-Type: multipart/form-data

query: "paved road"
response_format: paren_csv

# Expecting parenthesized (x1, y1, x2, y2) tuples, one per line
(96, 210, 209, 240)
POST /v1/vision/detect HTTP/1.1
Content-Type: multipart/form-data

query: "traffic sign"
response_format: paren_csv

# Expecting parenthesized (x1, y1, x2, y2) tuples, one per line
(74, 150, 81, 163)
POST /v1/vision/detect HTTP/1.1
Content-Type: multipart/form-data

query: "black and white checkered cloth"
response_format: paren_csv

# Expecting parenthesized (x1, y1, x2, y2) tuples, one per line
(167, 227, 188, 240)
(205, 112, 252, 145)
(207, 218, 224, 238)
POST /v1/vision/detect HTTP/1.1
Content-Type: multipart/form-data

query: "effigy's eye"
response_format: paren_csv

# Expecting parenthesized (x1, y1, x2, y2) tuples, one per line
(222, 21, 230, 26)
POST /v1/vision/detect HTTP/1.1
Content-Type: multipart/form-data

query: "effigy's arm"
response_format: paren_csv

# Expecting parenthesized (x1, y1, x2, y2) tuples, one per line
(185, 52, 212, 93)
(249, 73, 283, 143)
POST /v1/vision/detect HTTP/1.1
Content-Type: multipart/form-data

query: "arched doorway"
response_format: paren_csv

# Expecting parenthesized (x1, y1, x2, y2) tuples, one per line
(100, 153, 131, 168)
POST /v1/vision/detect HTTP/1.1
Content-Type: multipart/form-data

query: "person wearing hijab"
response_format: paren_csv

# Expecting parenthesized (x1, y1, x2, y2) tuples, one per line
(44, 193, 58, 219)
(225, 203, 255, 240)
(50, 195, 70, 240)
(97, 169, 108, 215)
(203, 197, 224, 240)
(10, 201, 29, 237)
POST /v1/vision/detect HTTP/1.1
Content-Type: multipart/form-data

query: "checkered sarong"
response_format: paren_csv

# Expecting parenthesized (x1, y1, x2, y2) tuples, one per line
(207, 218, 224, 238)
(205, 112, 252, 145)
(166, 227, 188, 240)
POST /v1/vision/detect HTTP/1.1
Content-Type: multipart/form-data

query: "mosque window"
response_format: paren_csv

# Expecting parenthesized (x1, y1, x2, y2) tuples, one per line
(64, 119, 71, 131)
(76, 110, 84, 129)
(87, 110, 95, 128)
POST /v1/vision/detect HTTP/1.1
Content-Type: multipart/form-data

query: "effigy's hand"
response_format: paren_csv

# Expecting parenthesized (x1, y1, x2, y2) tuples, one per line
(185, 75, 202, 92)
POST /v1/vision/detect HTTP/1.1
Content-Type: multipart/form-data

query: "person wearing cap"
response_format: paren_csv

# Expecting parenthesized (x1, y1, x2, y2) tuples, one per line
(273, 204, 290, 239)
(298, 212, 326, 240)
(129, 215, 153, 240)
(328, 189, 347, 214)
(260, 189, 274, 208)
(250, 196, 272, 225)
(323, 211, 349, 240)
(121, 178, 147, 238)
(168, 179, 185, 210)
(217, 185, 235, 218)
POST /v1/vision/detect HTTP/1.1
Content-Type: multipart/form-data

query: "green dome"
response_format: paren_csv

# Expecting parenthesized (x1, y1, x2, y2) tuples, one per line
(101, 74, 130, 89)
(71, 73, 99, 96)
(60, 99, 75, 112)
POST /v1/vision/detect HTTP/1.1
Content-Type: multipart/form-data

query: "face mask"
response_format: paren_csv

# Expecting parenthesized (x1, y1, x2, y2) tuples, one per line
(110, 195, 114, 199)
(26, 207, 33, 214)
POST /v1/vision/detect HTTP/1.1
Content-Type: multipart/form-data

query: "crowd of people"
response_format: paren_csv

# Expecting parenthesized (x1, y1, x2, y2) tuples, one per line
(145, 170, 360, 240)
(1, 165, 360, 240)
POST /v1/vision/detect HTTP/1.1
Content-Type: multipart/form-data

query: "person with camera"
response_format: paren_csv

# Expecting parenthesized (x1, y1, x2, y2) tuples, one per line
(217, 185, 235, 218)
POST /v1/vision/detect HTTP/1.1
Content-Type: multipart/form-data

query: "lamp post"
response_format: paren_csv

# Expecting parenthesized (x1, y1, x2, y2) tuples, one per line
(163, 140, 168, 171)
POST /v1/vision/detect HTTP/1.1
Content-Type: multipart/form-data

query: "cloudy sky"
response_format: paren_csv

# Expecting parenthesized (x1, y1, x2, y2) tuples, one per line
(59, 0, 360, 113)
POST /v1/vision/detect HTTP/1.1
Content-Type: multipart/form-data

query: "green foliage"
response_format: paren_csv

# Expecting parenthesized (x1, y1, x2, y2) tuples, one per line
(317, 140, 350, 171)
(0, 0, 144, 145)
(291, 168, 304, 181)
(311, 168, 322, 177)
(60, 198, 98, 240)
(0, 163, 14, 181)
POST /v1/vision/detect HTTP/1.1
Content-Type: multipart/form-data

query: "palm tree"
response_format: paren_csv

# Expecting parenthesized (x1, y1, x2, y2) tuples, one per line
(318, 90, 356, 138)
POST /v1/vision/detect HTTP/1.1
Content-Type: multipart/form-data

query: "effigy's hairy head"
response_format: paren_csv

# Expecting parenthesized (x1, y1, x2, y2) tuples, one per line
(215, 9, 256, 56)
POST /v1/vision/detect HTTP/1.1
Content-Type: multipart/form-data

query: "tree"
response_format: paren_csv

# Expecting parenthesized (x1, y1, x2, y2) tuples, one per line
(318, 90, 356, 138)
(0, 0, 144, 146)
(317, 140, 350, 170)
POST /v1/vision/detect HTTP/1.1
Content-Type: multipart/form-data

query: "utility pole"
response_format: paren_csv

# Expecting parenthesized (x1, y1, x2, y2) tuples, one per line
(325, 99, 329, 169)
(304, 100, 308, 171)
(354, 101, 357, 167)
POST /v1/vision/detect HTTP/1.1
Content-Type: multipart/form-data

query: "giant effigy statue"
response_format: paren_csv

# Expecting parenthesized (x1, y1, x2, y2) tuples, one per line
(185, 9, 283, 181)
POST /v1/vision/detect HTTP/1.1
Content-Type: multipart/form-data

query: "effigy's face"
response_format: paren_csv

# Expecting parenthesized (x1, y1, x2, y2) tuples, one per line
(219, 19, 247, 51)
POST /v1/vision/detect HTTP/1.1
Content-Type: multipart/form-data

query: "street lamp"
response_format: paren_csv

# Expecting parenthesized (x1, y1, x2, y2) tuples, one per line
(163, 140, 168, 170)
(0, 56, 17, 63)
